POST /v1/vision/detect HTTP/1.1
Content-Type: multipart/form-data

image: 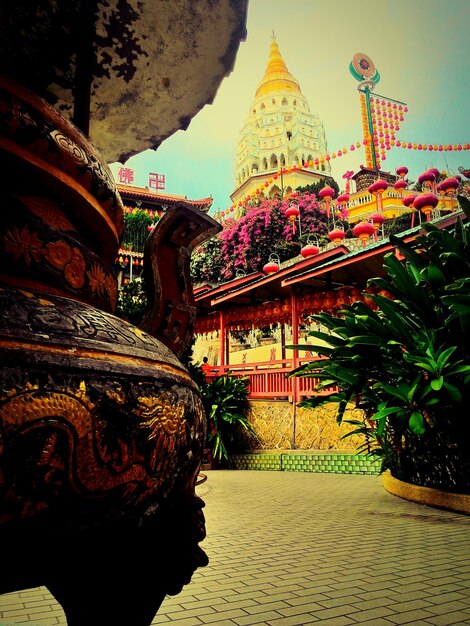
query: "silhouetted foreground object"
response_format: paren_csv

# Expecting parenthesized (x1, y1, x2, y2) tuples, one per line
(0, 1, 247, 624)
(0, 0, 248, 164)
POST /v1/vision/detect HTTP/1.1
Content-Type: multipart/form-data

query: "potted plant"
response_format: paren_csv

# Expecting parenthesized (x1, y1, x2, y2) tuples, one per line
(199, 374, 254, 467)
(289, 199, 470, 494)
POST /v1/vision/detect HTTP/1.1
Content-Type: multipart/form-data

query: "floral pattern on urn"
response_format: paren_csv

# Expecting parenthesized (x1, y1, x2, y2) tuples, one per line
(0, 78, 221, 625)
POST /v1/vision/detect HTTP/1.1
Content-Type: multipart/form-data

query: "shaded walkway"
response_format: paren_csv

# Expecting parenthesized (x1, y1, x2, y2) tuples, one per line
(1, 471, 470, 625)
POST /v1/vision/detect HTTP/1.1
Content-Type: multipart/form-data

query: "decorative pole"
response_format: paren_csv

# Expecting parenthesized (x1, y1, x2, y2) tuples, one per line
(349, 53, 381, 170)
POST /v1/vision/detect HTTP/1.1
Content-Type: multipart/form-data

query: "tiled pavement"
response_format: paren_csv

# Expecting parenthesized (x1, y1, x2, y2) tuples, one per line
(1, 470, 470, 625)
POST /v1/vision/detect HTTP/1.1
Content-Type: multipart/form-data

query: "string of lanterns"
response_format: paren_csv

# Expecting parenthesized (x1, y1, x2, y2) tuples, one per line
(393, 142, 469, 152)
(217, 140, 469, 220)
(217, 142, 365, 219)
(194, 285, 386, 335)
(262, 162, 466, 268)
(116, 253, 144, 268)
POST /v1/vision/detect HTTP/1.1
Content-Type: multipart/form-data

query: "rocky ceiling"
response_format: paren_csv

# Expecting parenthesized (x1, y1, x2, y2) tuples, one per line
(0, 0, 248, 163)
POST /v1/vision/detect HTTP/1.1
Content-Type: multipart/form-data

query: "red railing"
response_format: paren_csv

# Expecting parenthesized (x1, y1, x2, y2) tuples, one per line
(205, 357, 336, 401)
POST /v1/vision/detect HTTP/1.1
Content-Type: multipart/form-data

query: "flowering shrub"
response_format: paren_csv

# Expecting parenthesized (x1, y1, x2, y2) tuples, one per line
(191, 189, 349, 283)
(190, 236, 225, 284)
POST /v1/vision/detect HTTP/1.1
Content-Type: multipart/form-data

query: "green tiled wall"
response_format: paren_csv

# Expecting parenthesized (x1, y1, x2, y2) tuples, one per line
(227, 451, 380, 475)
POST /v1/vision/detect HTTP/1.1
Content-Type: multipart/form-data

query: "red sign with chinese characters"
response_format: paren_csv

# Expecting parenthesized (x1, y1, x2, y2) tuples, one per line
(118, 167, 135, 184)
(149, 172, 165, 190)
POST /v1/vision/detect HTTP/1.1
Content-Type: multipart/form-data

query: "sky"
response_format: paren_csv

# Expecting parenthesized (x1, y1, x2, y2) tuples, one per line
(108, 0, 470, 215)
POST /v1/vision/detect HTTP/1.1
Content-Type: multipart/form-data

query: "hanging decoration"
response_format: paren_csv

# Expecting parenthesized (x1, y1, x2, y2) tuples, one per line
(300, 243, 320, 258)
(371, 213, 385, 231)
(437, 177, 460, 211)
(393, 178, 408, 195)
(319, 185, 336, 218)
(284, 204, 300, 233)
(194, 285, 388, 336)
(217, 148, 470, 222)
(413, 193, 439, 221)
(368, 178, 388, 212)
(300, 235, 320, 258)
(402, 193, 418, 209)
(418, 170, 436, 191)
(263, 253, 281, 274)
(336, 192, 350, 206)
(353, 221, 376, 245)
(367, 94, 410, 166)
(328, 228, 346, 245)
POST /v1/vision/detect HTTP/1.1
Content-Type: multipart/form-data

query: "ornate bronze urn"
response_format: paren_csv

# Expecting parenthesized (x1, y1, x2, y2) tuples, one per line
(0, 1, 247, 624)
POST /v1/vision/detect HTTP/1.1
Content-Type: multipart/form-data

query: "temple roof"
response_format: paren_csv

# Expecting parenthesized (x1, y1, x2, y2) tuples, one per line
(117, 184, 213, 211)
(255, 34, 301, 98)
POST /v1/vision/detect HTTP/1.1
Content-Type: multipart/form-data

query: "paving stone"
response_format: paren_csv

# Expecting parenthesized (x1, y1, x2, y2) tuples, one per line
(1, 472, 470, 626)
(386, 609, 436, 624)
(426, 611, 470, 626)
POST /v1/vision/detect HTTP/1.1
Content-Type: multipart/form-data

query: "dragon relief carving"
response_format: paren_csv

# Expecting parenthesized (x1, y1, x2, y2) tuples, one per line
(0, 383, 202, 526)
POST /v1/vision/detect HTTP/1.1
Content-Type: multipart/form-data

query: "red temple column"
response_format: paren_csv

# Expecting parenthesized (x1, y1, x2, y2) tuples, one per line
(219, 310, 226, 369)
(290, 288, 300, 449)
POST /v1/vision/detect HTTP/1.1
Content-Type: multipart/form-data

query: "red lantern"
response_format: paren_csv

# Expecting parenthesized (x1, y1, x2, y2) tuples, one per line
(328, 229, 345, 245)
(438, 177, 459, 194)
(371, 213, 385, 231)
(413, 193, 439, 221)
(402, 193, 418, 208)
(263, 261, 279, 274)
(285, 205, 300, 232)
(418, 170, 436, 190)
(394, 179, 407, 193)
(285, 206, 300, 221)
(368, 179, 388, 195)
(437, 178, 459, 211)
(319, 186, 335, 201)
(368, 179, 388, 212)
(337, 192, 350, 205)
(353, 221, 375, 245)
(300, 244, 320, 258)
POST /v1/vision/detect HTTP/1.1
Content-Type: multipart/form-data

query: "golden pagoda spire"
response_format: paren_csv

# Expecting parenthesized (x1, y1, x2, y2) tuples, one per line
(255, 34, 301, 98)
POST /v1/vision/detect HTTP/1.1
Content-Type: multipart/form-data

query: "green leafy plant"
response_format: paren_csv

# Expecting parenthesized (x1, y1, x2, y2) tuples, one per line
(122, 210, 159, 252)
(289, 199, 470, 493)
(199, 374, 253, 461)
(115, 279, 147, 326)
